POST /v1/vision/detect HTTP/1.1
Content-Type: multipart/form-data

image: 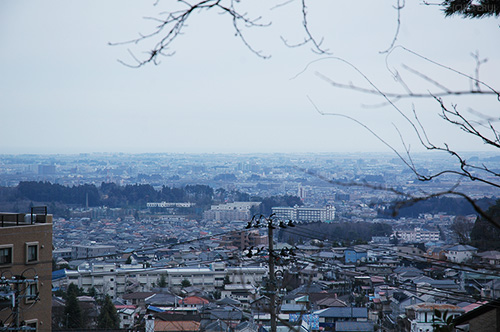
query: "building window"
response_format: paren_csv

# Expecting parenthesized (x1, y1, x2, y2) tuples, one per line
(26, 242, 39, 263)
(0, 245, 13, 265)
(25, 319, 38, 332)
(25, 283, 38, 303)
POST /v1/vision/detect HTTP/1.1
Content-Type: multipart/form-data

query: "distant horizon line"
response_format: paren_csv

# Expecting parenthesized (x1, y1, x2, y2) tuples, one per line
(0, 150, 497, 156)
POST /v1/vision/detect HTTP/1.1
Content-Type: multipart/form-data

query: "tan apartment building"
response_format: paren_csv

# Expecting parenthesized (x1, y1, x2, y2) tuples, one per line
(0, 209, 53, 332)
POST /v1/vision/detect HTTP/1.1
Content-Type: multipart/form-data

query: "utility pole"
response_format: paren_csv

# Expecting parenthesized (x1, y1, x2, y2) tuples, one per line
(268, 220, 277, 332)
(0, 275, 38, 331)
(246, 214, 295, 332)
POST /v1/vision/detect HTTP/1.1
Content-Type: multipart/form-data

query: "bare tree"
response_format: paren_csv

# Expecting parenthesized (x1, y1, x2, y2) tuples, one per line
(307, 46, 500, 228)
(451, 215, 475, 243)
(115, 1, 500, 228)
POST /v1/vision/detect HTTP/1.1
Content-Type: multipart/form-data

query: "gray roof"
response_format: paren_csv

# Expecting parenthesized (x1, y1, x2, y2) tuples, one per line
(315, 307, 367, 318)
(335, 321, 374, 332)
(446, 245, 477, 252)
(217, 297, 241, 306)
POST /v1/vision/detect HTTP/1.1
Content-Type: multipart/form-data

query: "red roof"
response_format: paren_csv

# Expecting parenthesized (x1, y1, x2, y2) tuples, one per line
(180, 296, 209, 305)
(155, 320, 200, 331)
(115, 305, 136, 309)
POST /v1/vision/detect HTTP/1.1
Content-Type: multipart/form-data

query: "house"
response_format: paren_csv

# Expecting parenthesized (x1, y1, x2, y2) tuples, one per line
(480, 279, 500, 299)
(314, 295, 347, 309)
(179, 296, 210, 310)
(145, 293, 183, 308)
(199, 305, 247, 330)
(444, 245, 478, 263)
(146, 315, 201, 332)
(116, 305, 139, 329)
(154, 320, 201, 332)
(405, 303, 464, 332)
(221, 284, 257, 306)
(390, 291, 424, 317)
(426, 247, 447, 261)
(123, 292, 156, 307)
(391, 266, 424, 283)
(335, 321, 374, 332)
(313, 307, 368, 329)
(477, 250, 500, 266)
(344, 248, 367, 264)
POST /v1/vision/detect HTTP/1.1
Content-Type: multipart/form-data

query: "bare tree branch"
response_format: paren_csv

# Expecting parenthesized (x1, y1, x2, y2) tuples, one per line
(380, 0, 405, 54)
(280, 0, 331, 55)
(110, 0, 271, 67)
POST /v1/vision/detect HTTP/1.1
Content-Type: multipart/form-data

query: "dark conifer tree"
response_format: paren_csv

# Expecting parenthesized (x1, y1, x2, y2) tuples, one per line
(97, 295, 120, 329)
(64, 292, 83, 329)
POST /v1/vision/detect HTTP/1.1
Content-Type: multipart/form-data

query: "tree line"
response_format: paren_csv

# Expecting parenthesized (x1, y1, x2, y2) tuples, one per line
(0, 181, 302, 216)
(379, 196, 497, 218)
(279, 221, 393, 245)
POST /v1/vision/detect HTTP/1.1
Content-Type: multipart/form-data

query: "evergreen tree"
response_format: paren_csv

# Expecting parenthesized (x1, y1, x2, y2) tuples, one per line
(64, 292, 83, 329)
(157, 274, 167, 288)
(443, 0, 500, 18)
(66, 283, 81, 300)
(97, 295, 120, 329)
(470, 199, 500, 250)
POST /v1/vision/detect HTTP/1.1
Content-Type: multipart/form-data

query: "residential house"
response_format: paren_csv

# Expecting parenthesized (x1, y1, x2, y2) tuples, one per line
(390, 291, 424, 317)
(405, 303, 464, 332)
(179, 296, 210, 310)
(445, 245, 478, 263)
(477, 250, 500, 266)
(313, 307, 368, 329)
(345, 248, 367, 264)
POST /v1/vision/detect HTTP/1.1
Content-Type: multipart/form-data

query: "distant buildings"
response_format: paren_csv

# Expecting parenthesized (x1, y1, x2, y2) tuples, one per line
(221, 230, 267, 251)
(203, 202, 261, 221)
(393, 227, 440, 243)
(272, 204, 335, 222)
(72, 244, 116, 260)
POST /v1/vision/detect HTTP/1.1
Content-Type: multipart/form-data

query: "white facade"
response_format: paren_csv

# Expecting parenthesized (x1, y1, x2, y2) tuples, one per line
(394, 227, 440, 243)
(64, 262, 266, 299)
(406, 303, 464, 332)
(445, 245, 478, 263)
(272, 205, 335, 222)
(203, 202, 261, 221)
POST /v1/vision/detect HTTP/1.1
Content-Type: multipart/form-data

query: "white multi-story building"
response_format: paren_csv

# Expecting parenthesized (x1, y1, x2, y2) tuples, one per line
(72, 244, 116, 260)
(272, 204, 335, 222)
(394, 227, 440, 243)
(63, 261, 266, 299)
(203, 202, 261, 221)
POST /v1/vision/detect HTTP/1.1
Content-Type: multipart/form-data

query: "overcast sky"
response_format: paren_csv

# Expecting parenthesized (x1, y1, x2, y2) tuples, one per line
(1, 1, 499, 155)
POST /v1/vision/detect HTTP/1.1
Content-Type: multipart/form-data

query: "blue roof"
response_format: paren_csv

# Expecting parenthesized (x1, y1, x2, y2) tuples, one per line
(52, 269, 66, 280)
(147, 305, 165, 313)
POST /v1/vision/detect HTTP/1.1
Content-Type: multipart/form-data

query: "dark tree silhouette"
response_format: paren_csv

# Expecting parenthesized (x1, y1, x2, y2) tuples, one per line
(97, 295, 120, 329)
(64, 292, 83, 329)
(442, 0, 500, 17)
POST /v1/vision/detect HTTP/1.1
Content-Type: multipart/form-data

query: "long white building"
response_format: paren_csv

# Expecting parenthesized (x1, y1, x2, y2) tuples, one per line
(272, 204, 335, 222)
(393, 227, 440, 243)
(60, 261, 266, 299)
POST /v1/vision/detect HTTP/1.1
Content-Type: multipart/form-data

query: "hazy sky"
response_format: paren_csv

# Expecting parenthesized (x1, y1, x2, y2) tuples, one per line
(1, 1, 499, 154)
